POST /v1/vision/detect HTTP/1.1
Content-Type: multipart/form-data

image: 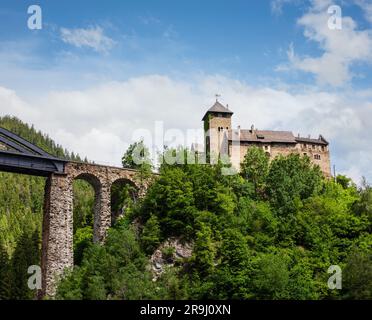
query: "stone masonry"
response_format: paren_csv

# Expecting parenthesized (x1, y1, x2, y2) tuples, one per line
(41, 161, 143, 297)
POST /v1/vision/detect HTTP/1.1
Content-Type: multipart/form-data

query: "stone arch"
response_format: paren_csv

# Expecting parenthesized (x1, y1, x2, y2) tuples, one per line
(110, 177, 138, 224)
(74, 172, 101, 190)
(73, 172, 102, 245)
(70, 169, 110, 244)
(41, 162, 147, 297)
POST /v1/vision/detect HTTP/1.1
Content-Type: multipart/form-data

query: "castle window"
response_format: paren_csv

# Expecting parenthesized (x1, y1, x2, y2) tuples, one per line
(312, 144, 315, 149)
(304, 144, 307, 148)
(314, 154, 321, 160)
(321, 146, 325, 151)
(303, 153, 307, 157)
(264, 146, 269, 150)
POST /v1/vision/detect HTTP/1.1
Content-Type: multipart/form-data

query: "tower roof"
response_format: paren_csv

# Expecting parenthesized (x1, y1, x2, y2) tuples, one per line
(202, 101, 233, 121)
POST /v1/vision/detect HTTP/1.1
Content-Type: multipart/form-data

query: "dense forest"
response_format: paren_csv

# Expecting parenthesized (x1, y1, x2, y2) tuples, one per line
(0, 116, 91, 299)
(0, 116, 371, 300)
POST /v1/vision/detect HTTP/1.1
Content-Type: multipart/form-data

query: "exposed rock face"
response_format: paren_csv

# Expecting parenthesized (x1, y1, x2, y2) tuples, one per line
(150, 238, 193, 280)
(41, 161, 148, 298)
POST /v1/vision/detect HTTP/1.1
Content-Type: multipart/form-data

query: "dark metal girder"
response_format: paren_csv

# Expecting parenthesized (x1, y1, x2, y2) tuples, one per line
(0, 126, 67, 176)
(0, 134, 34, 155)
(0, 127, 52, 157)
(0, 150, 66, 176)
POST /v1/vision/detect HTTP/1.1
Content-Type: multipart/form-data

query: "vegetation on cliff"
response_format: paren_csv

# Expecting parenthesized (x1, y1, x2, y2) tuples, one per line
(57, 146, 372, 300)
(0, 117, 371, 300)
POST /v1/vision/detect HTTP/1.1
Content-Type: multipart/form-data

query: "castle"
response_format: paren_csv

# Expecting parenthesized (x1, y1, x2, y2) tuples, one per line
(201, 100, 331, 177)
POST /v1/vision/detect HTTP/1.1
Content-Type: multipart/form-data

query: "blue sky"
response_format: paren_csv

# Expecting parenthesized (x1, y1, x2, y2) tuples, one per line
(0, 0, 372, 181)
(1, 0, 371, 90)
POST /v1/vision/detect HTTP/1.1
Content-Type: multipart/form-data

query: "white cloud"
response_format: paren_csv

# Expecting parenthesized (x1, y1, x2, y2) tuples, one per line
(0, 74, 372, 183)
(278, 0, 372, 86)
(0, 87, 37, 119)
(60, 26, 115, 53)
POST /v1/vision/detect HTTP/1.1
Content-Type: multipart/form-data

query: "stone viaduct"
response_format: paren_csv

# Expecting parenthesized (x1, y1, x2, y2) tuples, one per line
(42, 161, 143, 297)
(0, 127, 146, 297)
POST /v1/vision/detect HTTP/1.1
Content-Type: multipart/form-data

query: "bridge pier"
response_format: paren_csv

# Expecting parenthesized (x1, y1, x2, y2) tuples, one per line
(41, 174, 74, 298)
(93, 184, 111, 243)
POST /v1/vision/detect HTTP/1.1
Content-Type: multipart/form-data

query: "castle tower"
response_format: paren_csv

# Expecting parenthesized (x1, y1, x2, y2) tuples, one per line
(202, 101, 233, 163)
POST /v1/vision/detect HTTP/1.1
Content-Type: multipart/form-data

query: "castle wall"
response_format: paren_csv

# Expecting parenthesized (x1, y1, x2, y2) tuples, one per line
(295, 143, 331, 178)
(229, 142, 331, 177)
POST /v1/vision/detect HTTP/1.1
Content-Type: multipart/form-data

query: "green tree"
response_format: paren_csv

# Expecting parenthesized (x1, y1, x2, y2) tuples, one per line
(122, 140, 153, 191)
(343, 249, 372, 299)
(111, 183, 136, 224)
(266, 154, 323, 216)
(336, 175, 353, 189)
(57, 226, 157, 300)
(141, 215, 161, 254)
(122, 140, 152, 170)
(252, 253, 290, 299)
(10, 231, 40, 300)
(352, 179, 372, 232)
(191, 223, 216, 276)
(73, 179, 94, 233)
(241, 146, 269, 196)
(0, 246, 12, 300)
(235, 198, 278, 250)
(142, 167, 196, 237)
(73, 226, 93, 266)
(210, 228, 252, 299)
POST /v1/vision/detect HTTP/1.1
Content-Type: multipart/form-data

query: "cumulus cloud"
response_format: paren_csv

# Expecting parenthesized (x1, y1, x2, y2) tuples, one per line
(0, 74, 371, 183)
(278, 0, 372, 86)
(60, 26, 115, 53)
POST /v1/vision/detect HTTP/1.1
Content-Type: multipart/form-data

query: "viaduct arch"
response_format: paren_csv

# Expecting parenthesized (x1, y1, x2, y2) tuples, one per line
(0, 127, 146, 297)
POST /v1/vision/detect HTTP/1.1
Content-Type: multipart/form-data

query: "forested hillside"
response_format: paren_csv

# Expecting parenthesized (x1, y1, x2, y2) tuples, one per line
(57, 146, 372, 300)
(0, 117, 371, 300)
(0, 116, 91, 299)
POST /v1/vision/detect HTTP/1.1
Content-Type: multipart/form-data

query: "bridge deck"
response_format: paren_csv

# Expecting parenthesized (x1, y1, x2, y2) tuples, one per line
(0, 127, 67, 176)
(0, 149, 67, 176)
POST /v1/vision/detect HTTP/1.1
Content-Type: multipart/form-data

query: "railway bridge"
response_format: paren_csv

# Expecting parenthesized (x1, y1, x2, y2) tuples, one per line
(0, 127, 145, 297)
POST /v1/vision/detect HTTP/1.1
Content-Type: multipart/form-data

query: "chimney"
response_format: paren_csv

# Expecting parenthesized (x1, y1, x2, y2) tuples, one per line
(251, 124, 255, 132)
(226, 104, 229, 109)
